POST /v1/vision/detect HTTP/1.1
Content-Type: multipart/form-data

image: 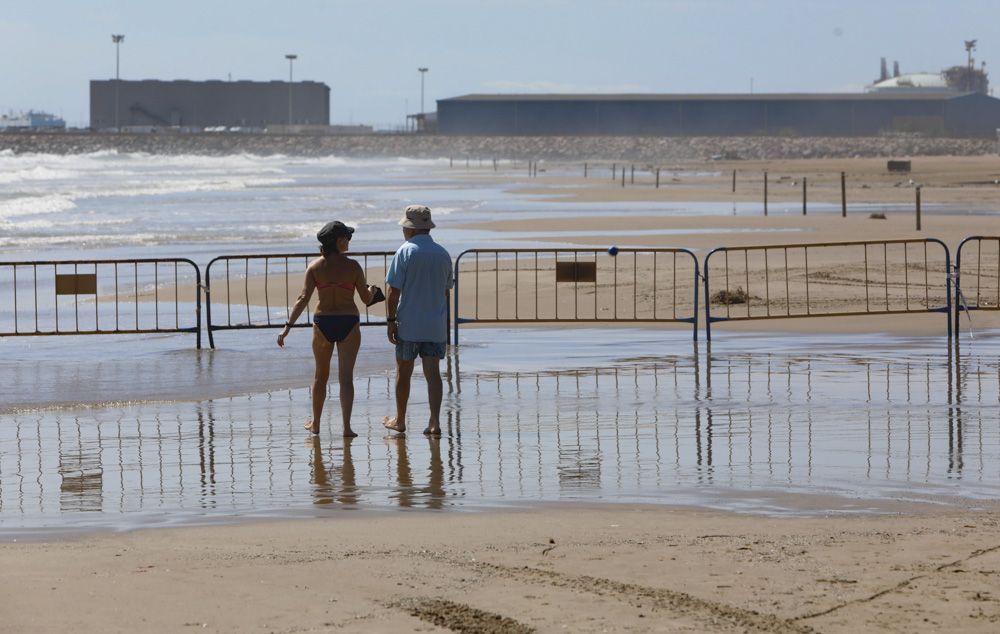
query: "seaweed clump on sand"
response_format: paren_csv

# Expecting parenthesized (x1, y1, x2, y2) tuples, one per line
(711, 286, 752, 305)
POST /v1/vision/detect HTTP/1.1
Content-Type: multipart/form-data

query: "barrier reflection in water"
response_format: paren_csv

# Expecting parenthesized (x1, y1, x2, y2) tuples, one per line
(1, 346, 999, 531)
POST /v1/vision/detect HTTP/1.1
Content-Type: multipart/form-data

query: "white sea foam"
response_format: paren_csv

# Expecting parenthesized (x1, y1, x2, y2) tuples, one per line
(0, 194, 77, 219)
(0, 232, 165, 248)
(0, 152, 483, 257)
(0, 176, 296, 221)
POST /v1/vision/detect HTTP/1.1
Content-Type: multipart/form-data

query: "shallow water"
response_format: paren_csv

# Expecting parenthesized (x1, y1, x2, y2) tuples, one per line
(1, 328, 998, 537)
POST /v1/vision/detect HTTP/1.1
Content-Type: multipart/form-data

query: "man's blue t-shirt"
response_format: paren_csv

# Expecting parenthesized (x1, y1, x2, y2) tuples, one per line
(385, 234, 453, 343)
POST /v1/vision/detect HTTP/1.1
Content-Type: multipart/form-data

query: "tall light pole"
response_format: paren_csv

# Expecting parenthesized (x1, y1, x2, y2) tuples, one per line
(112, 34, 125, 131)
(285, 54, 297, 126)
(965, 40, 977, 92)
(418, 67, 428, 115)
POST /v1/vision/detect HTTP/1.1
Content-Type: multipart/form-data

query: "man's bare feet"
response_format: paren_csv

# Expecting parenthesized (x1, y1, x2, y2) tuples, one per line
(304, 420, 319, 435)
(422, 426, 442, 437)
(343, 428, 358, 438)
(383, 416, 406, 433)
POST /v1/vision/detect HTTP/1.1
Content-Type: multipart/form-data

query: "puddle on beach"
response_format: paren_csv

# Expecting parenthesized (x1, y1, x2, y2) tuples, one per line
(1, 328, 999, 537)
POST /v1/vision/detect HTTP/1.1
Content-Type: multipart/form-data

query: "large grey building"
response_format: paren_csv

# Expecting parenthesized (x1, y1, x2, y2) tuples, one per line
(437, 92, 1000, 138)
(90, 80, 330, 129)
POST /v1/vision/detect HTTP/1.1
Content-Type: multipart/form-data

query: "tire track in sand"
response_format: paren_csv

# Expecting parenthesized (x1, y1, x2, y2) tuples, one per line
(436, 558, 813, 634)
(390, 597, 535, 633)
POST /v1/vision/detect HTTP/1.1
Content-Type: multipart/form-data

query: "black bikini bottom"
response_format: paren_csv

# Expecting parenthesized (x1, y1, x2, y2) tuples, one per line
(313, 314, 360, 343)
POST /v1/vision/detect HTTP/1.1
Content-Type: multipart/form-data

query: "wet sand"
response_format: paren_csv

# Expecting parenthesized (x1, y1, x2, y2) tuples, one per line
(4, 155, 1000, 632)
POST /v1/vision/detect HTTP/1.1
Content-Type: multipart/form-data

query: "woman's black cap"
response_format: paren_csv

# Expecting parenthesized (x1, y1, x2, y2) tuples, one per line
(317, 221, 355, 244)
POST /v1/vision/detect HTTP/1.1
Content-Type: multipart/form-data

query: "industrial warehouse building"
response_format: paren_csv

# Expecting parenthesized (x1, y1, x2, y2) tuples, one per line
(90, 80, 330, 130)
(437, 92, 1000, 137)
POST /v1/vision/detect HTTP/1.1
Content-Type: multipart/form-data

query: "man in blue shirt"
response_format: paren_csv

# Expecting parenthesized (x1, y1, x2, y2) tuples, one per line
(383, 204, 453, 436)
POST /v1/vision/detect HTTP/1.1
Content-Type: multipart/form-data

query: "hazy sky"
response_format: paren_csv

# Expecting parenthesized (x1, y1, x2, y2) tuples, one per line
(1, 0, 996, 128)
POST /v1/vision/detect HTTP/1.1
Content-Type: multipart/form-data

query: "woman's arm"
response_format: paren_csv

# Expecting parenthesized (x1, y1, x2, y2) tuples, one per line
(277, 265, 317, 347)
(353, 260, 375, 305)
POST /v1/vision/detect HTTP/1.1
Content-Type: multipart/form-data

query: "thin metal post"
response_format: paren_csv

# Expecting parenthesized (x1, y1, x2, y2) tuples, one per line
(841, 171, 847, 217)
(763, 171, 768, 216)
(453, 258, 460, 344)
(802, 177, 807, 215)
(655, 168, 660, 189)
(915, 186, 922, 231)
(732, 169, 736, 193)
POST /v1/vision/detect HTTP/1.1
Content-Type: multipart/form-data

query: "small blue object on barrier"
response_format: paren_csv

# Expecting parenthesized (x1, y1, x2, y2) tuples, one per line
(607, 246, 619, 257)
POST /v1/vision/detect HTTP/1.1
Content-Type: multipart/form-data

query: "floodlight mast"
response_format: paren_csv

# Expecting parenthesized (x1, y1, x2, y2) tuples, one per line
(286, 54, 298, 125)
(965, 40, 978, 91)
(112, 34, 125, 132)
(418, 67, 429, 115)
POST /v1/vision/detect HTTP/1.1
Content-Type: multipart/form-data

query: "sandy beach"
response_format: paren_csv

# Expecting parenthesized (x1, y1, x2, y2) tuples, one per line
(4, 155, 1000, 633)
(4, 505, 1000, 632)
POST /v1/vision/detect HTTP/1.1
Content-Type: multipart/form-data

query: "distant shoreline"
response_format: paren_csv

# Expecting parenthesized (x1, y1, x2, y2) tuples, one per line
(0, 130, 995, 160)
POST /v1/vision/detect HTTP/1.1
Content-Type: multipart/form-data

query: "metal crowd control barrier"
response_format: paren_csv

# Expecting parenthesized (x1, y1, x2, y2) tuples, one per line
(954, 236, 1000, 336)
(452, 248, 699, 343)
(703, 239, 952, 340)
(204, 252, 396, 348)
(0, 258, 202, 347)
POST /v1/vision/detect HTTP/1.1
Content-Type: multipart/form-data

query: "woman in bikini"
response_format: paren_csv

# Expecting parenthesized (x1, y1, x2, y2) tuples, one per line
(277, 221, 379, 437)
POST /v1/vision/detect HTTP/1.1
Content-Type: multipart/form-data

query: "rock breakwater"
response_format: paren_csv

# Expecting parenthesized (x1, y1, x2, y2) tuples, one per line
(0, 131, 994, 161)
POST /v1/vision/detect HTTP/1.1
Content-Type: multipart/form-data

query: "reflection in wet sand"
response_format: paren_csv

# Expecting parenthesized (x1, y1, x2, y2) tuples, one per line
(1, 341, 999, 532)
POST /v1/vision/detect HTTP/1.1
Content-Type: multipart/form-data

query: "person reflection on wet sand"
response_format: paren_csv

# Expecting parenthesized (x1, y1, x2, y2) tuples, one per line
(424, 436, 446, 510)
(309, 437, 358, 507)
(384, 435, 447, 509)
(338, 437, 358, 506)
(385, 436, 413, 508)
(309, 437, 333, 506)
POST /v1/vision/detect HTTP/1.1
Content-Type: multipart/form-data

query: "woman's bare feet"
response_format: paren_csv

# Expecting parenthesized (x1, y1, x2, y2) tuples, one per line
(304, 420, 319, 435)
(422, 426, 442, 437)
(343, 428, 358, 438)
(383, 416, 406, 434)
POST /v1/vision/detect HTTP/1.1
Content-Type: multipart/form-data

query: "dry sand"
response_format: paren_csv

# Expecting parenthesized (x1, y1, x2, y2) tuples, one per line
(4, 506, 1000, 632)
(6, 155, 1000, 633)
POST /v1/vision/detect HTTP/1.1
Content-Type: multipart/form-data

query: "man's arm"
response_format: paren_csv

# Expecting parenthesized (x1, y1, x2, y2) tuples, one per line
(386, 286, 401, 344)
